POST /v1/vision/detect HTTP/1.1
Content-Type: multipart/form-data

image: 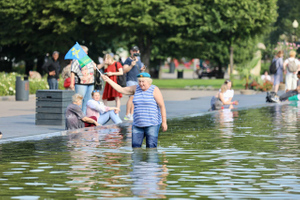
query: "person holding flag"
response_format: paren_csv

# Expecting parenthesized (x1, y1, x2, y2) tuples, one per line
(65, 43, 100, 115)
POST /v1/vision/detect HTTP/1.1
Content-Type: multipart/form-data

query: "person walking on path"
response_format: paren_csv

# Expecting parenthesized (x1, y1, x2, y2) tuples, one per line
(98, 54, 123, 114)
(283, 50, 300, 92)
(273, 50, 284, 94)
(70, 45, 96, 115)
(86, 90, 122, 125)
(42, 51, 60, 89)
(123, 46, 146, 120)
(101, 72, 167, 148)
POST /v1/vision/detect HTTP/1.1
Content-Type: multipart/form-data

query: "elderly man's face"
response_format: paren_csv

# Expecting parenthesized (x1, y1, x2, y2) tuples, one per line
(52, 53, 59, 61)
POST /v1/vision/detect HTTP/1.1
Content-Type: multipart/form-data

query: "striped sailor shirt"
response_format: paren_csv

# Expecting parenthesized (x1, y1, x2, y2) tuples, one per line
(132, 85, 162, 127)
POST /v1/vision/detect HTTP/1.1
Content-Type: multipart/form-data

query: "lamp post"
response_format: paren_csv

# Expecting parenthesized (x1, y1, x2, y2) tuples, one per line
(292, 20, 298, 42)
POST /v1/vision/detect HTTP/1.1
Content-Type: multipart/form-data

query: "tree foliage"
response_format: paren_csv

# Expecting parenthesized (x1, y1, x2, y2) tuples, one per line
(0, 0, 278, 74)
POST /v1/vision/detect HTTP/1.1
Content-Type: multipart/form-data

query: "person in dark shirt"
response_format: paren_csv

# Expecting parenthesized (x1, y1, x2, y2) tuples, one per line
(42, 51, 61, 89)
(65, 94, 100, 130)
(123, 46, 145, 120)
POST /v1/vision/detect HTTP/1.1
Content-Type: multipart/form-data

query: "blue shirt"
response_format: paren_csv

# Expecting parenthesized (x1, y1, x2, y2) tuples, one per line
(133, 85, 162, 127)
(124, 56, 144, 82)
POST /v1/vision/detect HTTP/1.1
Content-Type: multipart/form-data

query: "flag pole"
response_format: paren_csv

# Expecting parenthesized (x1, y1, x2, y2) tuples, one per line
(93, 63, 102, 75)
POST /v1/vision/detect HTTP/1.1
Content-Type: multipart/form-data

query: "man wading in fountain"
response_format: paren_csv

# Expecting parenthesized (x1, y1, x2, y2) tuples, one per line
(101, 72, 167, 148)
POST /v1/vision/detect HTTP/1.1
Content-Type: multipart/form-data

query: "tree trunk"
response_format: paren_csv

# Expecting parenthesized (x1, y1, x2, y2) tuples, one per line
(230, 45, 233, 75)
(25, 58, 34, 76)
(138, 35, 152, 69)
(36, 57, 45, 76)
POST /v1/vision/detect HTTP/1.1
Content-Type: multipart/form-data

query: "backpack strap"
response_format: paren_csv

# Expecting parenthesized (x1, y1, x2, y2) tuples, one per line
(115, 62, 122, 72)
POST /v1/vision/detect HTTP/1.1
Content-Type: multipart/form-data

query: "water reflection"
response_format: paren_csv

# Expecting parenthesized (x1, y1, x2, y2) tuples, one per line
(130, 149, 168, 198)
(66, 125, 132, 198)
(2, 104, 300, 198)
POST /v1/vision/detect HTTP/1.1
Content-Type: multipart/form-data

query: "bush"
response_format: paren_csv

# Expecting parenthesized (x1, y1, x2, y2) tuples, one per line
(251, 80, 273, 91)
(0, 72, 65, 96)
(0, 72, 18, 96)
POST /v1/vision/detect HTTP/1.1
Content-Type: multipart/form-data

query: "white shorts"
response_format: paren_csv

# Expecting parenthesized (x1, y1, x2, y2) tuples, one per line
(285, 73, 298, 91)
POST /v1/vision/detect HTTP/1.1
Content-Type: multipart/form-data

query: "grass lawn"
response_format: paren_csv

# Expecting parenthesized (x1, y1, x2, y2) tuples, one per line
(152, 79, 245, 89)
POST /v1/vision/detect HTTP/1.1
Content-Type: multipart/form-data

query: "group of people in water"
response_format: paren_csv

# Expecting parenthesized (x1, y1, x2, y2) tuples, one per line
(65, 71, 167, 148)
(63, 45, 300, 148)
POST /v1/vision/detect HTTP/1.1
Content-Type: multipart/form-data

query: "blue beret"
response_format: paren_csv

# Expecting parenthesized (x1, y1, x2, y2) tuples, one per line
(137, 72, 151, 78)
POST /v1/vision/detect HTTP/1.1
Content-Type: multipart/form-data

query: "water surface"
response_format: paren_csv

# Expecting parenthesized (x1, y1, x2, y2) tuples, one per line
(1, 103, 300, 199)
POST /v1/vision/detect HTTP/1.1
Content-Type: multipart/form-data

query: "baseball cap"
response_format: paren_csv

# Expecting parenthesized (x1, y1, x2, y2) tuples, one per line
(131, 46, 139, 51)
(137, 72, 151, 78)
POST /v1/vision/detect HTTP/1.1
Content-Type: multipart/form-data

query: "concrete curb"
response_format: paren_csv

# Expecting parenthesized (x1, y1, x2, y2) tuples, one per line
(0, 94, 36, 101)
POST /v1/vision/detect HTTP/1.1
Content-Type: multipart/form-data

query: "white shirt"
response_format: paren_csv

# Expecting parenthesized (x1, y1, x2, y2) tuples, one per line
(261, 75, 271, 81)
(284, 57, 300, 75)
(223, 89, 234, 102)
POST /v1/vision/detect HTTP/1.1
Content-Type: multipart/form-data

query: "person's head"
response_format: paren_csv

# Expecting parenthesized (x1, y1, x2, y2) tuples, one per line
(130, 46, 139, 57)
(224, 79, 232, 89)
(289, 50, 296, 58)
(220, 83, 228, 93)
(277, 50, 284, 58)
(104, 54, 114, 65)
(137, 72, 152, 91)
(264, 71, 269, 75)
(72, 94, 83, 105)
(91, 90, 101, 101)
(297, 71, 300, 79)
(81, 45, 88, 54)
(52, 51, 59, 61)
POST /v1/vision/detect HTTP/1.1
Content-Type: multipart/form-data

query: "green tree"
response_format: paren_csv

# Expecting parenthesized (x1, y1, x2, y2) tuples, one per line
(168, 0, 277, 74)
(0, 0, 278, 76)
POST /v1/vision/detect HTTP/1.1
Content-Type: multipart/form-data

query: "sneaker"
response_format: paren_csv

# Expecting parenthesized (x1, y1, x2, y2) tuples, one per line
(271, 96, 280, 103)
(129, 115, 133, 121)
(124, 115, 131, 120)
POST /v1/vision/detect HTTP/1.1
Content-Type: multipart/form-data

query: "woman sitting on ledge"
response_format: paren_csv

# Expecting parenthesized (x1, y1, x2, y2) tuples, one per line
(65, 94, 100, 130)
(211, 84, 238, 110)
(86, 90, 122, 125)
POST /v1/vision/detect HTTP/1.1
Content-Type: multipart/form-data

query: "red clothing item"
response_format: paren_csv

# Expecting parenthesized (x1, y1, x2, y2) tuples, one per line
(102, 62, 123, 101)
(84, 116, 97, 127)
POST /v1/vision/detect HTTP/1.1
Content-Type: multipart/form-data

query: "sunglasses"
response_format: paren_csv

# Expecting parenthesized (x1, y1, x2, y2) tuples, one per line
(93, 90, 100, 93)
(225, 80, 231, 83)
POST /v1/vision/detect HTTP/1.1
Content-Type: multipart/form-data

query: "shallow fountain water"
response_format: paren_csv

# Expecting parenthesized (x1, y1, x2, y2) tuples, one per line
(1, 103, 300, 199)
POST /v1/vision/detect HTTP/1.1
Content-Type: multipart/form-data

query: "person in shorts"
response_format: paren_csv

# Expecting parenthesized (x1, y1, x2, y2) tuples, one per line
(122, 46, 145, 120)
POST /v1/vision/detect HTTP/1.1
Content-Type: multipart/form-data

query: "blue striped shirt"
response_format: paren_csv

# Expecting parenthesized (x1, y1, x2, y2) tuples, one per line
(133, 85, 162, 127)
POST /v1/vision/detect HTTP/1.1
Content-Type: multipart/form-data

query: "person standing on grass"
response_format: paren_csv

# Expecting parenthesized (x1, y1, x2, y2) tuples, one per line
(101, 72, 167, 148)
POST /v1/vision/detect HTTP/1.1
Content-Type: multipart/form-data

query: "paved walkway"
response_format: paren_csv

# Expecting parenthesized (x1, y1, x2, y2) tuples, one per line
(0, 71, 283, 142)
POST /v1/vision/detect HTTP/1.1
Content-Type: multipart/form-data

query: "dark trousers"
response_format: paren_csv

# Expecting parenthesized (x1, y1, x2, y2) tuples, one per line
(279, 90, 298, 101)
